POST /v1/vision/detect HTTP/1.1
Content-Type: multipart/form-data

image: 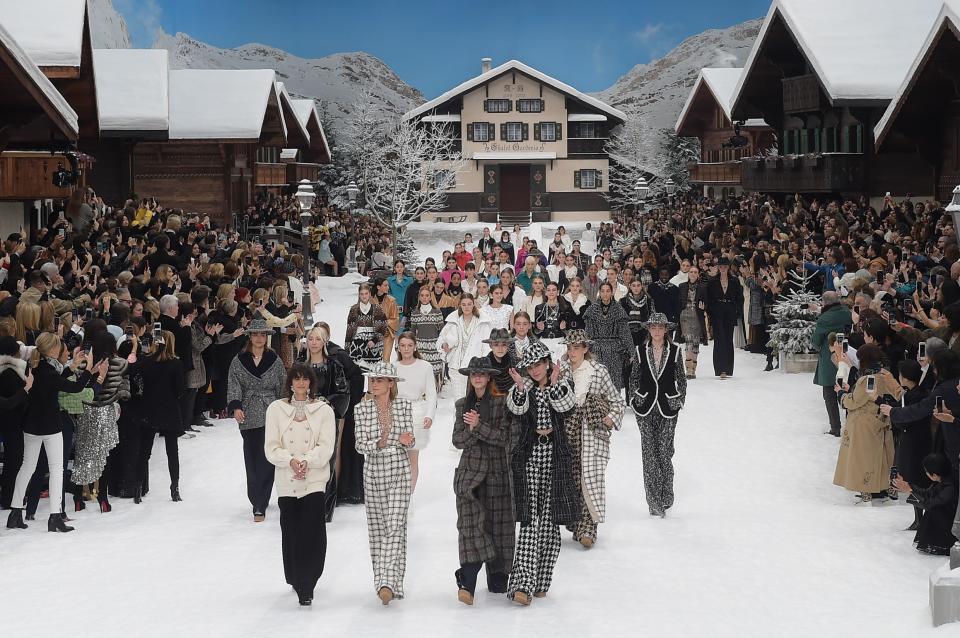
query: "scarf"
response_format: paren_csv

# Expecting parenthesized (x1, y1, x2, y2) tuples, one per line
(46, 356, 65, 374)
(419, 304, 433, 314)
(359, 302, 372, 314)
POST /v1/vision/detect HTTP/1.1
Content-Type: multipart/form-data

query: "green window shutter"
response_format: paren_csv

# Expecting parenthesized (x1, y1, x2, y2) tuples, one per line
(574, 170, 581, 188)
(534, 123, 541, 141)
(483, 100, 489, 113)
(595, 171, 602, 188)
(522, 123, 529, 140)
(856, 125, 863, 153)
(556, 123, 562, 140)
(500, 123, 507, 140)
(487, 123, 495, 141)
(540, 99, 545, 111)
(467, 123, 474, 141)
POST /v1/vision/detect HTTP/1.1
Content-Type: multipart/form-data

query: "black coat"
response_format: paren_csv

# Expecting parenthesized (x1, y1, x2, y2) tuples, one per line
(621, 293, 654, 346)
(23, 360, 93, 436)
(892, 378, 960, 479)
(893, 385, 933, 487)
(137, 356, 186, 432)
(159, 314, 193, 372)
(0, 356, 28, 429)
(648, 281, 681, 324)
(629, 341, 685, 419)
(706, 275, 744, 324)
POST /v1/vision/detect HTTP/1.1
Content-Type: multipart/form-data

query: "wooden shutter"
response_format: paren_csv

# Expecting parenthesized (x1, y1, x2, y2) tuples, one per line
(595, 171, 603, 188)
(467, 123, 474, 141)
(574, 170, 581, 188)
(522, 123, 529, 140)
(508, 100, 513, 112)
(483, 100, 489, 113)
(500, 123, 507, 141)
(487, 123, 495, 141)
(556, 123, 562, 140)
(534, 123, 541, 141)
(540, 99, 545, 112)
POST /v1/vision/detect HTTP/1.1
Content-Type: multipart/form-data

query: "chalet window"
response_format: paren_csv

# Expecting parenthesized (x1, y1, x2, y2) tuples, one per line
(471, 122, 491, 142)
(257, 147, 280, 163)
(575, 169, 601, 189)
(539, 122, 556, 142)
(517, 99, 544, 113)
(484, 99, 511, 113)
(505, 122, 523, 142)
(576, 122, 598, 138)
(433, 169, 454, 189)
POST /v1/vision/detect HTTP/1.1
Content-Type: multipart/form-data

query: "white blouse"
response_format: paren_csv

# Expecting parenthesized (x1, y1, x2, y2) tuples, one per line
(481, 303, 514, 330)
(395, 357, 438, 422)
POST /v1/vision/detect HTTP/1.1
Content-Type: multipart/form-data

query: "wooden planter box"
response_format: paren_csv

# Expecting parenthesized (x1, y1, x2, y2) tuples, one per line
(802, 155, 822, 169)
(782, 156, 800, 170)
(780, 352, 819, 374)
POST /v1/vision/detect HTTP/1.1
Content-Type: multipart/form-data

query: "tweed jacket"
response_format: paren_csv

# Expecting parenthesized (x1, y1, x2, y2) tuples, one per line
(264, 397, 337, 498)
(227, 350, 286, 431)
(353, 397, 414, 455)
(508, 377, 580, 526)
(185, 321, 213, 389)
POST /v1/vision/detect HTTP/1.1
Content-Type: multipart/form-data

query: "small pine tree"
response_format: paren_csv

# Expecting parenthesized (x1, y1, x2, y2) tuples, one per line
(767, 269, 821, 355)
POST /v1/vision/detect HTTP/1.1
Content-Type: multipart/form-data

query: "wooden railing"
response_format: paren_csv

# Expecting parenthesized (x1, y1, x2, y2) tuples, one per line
(254, 162, 287, 187)
(689, 161, 742, 184)
(286, 162, 321, 184)
(742, 153, 865, 193)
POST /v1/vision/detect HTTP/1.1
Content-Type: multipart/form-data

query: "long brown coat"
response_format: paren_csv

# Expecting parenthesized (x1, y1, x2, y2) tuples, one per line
(834, 371, 902, 493)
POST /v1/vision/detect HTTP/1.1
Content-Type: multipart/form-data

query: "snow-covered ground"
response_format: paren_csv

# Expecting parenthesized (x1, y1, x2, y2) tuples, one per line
(0, 274, 952, 637)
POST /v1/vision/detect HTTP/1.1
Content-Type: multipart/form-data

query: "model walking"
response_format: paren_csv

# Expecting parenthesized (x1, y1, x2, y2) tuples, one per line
(706, 257, 743, 378)
(677, 265, 707, 379)
(505, 341, 578, 605)
(584, 282, 635, 391)
(264, 364, 337, 606)
(452, 357, 515, 605)
(354, 362, 415, 605)
(629, 313, 688, 517)
(560, 330, 625, 547)
(346, 283, 388, 370)
(394, 332, 438, 493)
(408, 286, 445, 389)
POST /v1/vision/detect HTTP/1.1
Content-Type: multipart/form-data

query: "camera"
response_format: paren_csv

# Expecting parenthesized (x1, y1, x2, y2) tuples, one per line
(936, 396, 945, 413)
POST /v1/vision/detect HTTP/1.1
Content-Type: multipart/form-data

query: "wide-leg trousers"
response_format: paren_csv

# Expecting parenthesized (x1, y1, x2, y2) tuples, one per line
(638, 415, 677, 515)
(240, 427, 273, 515)
(508, 441, 561, 597)
(363, 448, 411, 598)
(279, 491, 327, 596)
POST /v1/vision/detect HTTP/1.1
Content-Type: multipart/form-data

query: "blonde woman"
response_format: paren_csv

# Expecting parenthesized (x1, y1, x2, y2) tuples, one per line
(394, 332, 437, 493)
(15, 302, 41, 346)
(354, 362, 415, 605)
(408, 286, 445, 390)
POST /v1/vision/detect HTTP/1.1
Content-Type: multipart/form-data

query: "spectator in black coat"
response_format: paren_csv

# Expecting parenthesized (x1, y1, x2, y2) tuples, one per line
(893, 360, 933, 531)
(648, 266, 681, 326)
(0, 336, 29, 509)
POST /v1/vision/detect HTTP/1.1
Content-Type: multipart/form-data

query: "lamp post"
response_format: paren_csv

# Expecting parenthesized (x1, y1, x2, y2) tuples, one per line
(664, 177, 677, 207)
(634, 176, 650, 216)
(947, 185, 960, 232)
(346, 180, 360, 272)
(295, 179, 316, 323)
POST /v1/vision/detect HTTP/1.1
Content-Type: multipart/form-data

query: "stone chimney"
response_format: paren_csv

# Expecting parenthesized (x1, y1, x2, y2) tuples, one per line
(481, 57, 492, 74)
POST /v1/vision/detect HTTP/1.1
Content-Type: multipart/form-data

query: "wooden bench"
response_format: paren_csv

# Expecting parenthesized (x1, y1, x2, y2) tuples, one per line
(433, 215, 467, 223)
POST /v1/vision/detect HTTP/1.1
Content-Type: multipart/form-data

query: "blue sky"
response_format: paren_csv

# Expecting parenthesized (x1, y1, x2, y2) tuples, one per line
(116, 0, 770, 96)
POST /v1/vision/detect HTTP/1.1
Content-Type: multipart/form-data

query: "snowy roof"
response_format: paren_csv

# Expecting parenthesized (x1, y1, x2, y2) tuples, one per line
(290, 98, 331, 157)
(93, 49, 169, 133)
(568, 114, 607, 122)
(280, 148, 298, 160)
(404, 59, 626, 123)
(732, 0, 943, 110)
(168, 69, 280, 140)
(421, 114, 461, 122)
(675, 67, 743, 133)
(0, 0, 86, 68)
(276, 82, 307, 146)
(0, 21, 77, 138)
(473, 151, 557, 161)
(875, 1, 960, 147)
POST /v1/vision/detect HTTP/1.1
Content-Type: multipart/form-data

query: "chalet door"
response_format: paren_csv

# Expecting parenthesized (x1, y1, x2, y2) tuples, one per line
(939, 105, 960, 202)
(500, 164, 530, 212)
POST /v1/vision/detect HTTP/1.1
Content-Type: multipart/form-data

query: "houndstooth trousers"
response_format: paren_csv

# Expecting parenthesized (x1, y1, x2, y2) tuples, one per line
(363, 447, 411, 598)
(508, 440, 561, 597)
(638, 414, 677, 515)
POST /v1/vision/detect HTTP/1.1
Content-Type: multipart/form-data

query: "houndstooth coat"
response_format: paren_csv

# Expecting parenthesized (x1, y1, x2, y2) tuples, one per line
(507, 378, 580, 526)
(453, 393, 515, 570)
(561, 360, 625, 523)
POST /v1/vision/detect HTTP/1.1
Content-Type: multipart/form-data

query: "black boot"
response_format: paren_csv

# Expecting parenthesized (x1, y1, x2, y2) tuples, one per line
(295, 585, 313, 606)
(6, 508, 27, 529)
(764, 353, 774, 372)
(171, 484, 182, 502)
(487, 570, 509, 594)
(906, 505, 923, 531)
(48, 513, 75, 533)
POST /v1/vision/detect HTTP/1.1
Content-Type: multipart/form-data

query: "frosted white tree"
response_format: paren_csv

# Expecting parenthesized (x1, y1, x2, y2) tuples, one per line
(603, 103, 664, 212)
(346, 101, 466, 260)
(767, 269, 821, 355)
(661, 130, 700, 193)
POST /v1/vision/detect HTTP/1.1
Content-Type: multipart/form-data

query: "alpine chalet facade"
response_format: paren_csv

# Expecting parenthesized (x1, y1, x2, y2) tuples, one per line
(404, 59, 626, 223)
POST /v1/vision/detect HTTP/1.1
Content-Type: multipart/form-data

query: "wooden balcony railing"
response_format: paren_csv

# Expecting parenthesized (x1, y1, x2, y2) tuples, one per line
(689, 161, 742, 184)
(254, 162, 287, 187)
(742, 153, 865, 193)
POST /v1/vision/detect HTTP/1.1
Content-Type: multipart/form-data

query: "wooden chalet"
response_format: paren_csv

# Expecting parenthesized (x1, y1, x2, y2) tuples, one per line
(730, 0, 942, 201)
(874, 1, 960, 202)
(675, 67, 774, 199)
(253, 82, 314, 194)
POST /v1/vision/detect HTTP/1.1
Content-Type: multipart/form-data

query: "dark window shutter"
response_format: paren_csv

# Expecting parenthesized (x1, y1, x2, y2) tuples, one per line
(467, 123, 474, 141)
(540, 99, 545, 112)
(556, 123, 562, 140)
(483, 100, 488, 113)
(522, 123, 529, 140)
(534, 123, 541, 141)
(595, 171, 602, 188)
(574, 170, 581, 188)
(508, 100, 513, 112)
(487, 123, 495, 140)
(500, 123, 507, 140)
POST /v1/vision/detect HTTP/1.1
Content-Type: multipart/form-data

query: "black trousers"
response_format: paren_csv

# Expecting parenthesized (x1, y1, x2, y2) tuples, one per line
(240, 427, 274, 515)
(823, 385, 842, 433)
(180, 388, 198, 428)
(336, 411, 364, 504)
(139, 429, 180, 489)
(0, 422, 24, 509)
(279, 491, 327, 595)
(711, 309, 736, 376)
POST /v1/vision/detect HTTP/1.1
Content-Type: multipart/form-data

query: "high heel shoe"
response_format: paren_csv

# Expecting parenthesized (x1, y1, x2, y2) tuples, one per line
(6, 508, 27, 529)
(98, 498, 112, 513)
(48, 513, 75, 533)
(74, 495, 85, 512)
(170, 485, 182, 502)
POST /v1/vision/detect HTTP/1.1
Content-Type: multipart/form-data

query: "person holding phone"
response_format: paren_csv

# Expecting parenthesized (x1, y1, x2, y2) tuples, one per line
(834, 344, 901, 504)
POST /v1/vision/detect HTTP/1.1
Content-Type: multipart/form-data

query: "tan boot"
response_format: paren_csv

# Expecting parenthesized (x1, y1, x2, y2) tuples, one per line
(513, 591, 531, 606)
(534, 591, 547, 598)
(579, 536, 594, 549)
(378, 587, 394, 605)
(685, 359, 696, 379)
(457, 589, 474, 606)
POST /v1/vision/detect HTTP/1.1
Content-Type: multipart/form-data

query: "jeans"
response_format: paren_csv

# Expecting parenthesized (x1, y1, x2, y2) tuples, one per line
(12, 433, 63, 514)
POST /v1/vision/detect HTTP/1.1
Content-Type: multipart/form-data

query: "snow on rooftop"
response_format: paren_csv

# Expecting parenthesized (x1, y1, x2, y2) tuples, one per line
(875, 1, 960, 147)
(733, 0, 943, 110)
(0, 0, 86, 68)
(0, 21, 77, 137)
(568, 113, 607, 122)
(93, 49, 169, 132)
(290, 98, 331, 156)
(168, 69, 278, 140)
(405, 59, 626, 123)
(675, 67, 743, 133)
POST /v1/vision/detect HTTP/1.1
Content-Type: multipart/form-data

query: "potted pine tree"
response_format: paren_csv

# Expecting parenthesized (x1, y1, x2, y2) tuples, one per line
(767, 269, 821, 373)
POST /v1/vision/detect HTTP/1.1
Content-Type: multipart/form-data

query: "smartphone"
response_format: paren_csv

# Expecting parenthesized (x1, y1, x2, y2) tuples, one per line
(58, 210, 65, 220)
(84, 308, 93, 321)
(853, 305, 861, 315)
(72, 308, 79, 322)
(125, 325, 134, 337)
(836, 332, 845, 343)
(153, 321, 162, 337)
(936, 396, 945, 412)
(53, 315, 60, 330)
(919, 342, 927, 359)
(841, 339, 849, 353)
(59, 228, 65, 238)
(888, 317, 897, 328)
(287, 290, 295, 304)
(866, 375, 876, 393)
(82, 344, 92, 355)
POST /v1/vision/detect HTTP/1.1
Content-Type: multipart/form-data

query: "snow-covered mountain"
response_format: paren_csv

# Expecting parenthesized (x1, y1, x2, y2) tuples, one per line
(153, 30, 424, 141)
(88, 0, 132, 49)
(597, 18, 762, 134)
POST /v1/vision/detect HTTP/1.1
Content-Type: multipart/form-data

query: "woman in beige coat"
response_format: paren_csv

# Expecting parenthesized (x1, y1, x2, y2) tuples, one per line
(833, 344, 901, 503)
(264, 363, 337, 606)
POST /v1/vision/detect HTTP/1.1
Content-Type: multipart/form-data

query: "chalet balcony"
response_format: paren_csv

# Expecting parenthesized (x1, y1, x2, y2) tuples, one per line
(689, 161, 742, 185)
(286, 162, 321, 185)
(741, 153, 865, 194)
(567, 138, 607, 155)
(254, 162, 287, 187)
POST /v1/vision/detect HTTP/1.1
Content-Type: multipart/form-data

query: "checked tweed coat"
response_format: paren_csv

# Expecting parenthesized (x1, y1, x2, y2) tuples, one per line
(561, 359, 625, 525)
(354, 397, 414, 598)
(584, 300, 636, 390)
(508, 378, 579, 526)
(453, 393, 515, 571)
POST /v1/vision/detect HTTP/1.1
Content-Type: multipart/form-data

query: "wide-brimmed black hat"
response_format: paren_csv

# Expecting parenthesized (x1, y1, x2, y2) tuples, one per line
(458, 356, 500, 376)
(483, 328, 515, 344)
